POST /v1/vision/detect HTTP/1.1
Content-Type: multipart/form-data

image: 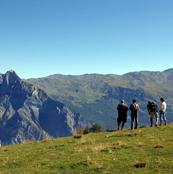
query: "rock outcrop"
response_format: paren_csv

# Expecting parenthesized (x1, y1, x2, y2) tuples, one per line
(0, 71, 87, 145)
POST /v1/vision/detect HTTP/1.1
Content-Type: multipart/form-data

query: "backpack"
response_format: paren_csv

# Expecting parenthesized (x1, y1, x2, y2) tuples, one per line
(133, 103, 138, 110)
(130, 103, 138, 113)
(150, 102, 157, 112)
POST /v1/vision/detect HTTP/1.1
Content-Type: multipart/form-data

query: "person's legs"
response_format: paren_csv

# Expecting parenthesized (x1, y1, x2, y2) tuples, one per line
(159, 111, 163, 126)
(134, 115, 138, 129)
(150, 113, 153, 127)
(162, 112, 167, 125)
(131, 115, 134, 129)
(121, 121, 125, 130)
(117, 117, 123, 130)
(117, 118, 120, 130)
(155, 112, 159, 126)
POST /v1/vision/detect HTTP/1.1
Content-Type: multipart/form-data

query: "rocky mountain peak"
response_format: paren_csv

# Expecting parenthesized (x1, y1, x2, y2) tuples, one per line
(0, 71, 89, 145)
(1, 70, 21, 86)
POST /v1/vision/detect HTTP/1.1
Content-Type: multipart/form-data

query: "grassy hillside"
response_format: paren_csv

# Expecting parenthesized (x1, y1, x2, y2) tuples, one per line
(0, 125, 173, 174)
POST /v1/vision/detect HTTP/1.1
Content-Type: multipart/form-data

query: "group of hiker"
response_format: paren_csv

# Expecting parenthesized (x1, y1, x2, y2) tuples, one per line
(116, 98, 167, 130)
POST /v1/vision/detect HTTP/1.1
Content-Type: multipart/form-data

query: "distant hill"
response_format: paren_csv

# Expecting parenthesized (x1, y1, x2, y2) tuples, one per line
(28, 69, 173, 129)
(0, 71, 88, 145)
(0, 125, 173, 174)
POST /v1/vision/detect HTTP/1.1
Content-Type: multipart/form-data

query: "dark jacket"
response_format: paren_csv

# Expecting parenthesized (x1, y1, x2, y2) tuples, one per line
(147, 102, 158, 113)
(129, 103, 139, 117)
(117, 103, 128, 122)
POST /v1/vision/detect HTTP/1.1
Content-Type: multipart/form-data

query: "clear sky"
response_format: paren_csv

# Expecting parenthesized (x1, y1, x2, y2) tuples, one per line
(0, 0, 173, 78)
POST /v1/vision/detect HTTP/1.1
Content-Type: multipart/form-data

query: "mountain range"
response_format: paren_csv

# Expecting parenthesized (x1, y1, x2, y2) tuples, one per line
(0, 71, 88, 145)
(0, 69, 173, 145)
(28, 69, 173, 129)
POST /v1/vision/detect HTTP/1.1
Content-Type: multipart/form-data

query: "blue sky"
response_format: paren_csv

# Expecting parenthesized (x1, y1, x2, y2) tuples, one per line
(0, 0, 173, 78)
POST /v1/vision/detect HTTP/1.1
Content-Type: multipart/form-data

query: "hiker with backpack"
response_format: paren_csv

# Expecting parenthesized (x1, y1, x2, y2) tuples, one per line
(129, 99, 140, 129)
(159, 98, 167, 125)
(117, 100, 128, 130)
(147, 101, 158, 127)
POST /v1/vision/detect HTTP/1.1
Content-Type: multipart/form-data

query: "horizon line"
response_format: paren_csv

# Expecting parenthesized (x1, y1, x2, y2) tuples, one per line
(1, 68, 173, 79)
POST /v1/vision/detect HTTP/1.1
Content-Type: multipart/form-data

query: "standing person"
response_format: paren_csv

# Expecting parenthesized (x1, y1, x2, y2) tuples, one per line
(147, 101, 152, 115)
(159, 98, 167, 125)
(147, 101, 158, 127)
(129, 99, 139, 129)
(117, 100, 128, 130)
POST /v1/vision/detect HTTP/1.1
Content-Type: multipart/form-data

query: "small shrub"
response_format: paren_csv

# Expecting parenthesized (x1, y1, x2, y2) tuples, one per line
(134, 162, 146, 168)
(139, 125, 147, 128)
(76, 127, 85, 135)
(83, 127, 90, 134)
(106, 129, 114, 132)
(75, 126, 89, 135)
(154, 145, 164, 148)
(89, 123, 102, 133)
(73, 135, 82, 139)
(75, 124, 102, 136)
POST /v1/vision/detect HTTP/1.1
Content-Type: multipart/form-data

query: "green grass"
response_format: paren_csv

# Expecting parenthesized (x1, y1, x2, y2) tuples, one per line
(0, 125, 173, 174)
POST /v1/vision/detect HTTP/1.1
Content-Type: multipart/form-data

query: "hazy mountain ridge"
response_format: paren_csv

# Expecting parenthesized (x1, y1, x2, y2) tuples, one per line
(28, 69, 173, 129)
(0, 71, 88, 145)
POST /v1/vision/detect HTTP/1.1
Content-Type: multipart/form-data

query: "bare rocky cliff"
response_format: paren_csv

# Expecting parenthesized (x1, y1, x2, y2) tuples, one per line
(0, 71, 87, 145)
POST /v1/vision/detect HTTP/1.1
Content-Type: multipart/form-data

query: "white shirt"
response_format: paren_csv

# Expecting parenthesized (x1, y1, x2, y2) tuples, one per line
(160, 101, 167, 112)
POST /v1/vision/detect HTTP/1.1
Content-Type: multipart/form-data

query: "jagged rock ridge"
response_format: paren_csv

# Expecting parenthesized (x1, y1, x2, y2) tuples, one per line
(0, 71, 87, 145)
